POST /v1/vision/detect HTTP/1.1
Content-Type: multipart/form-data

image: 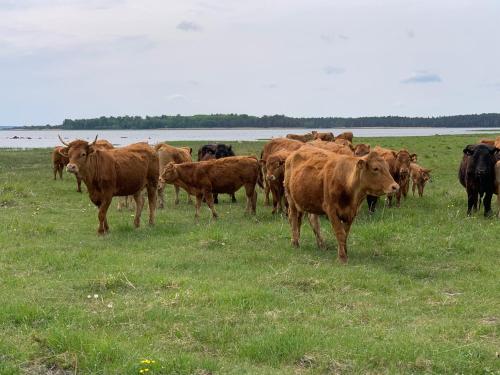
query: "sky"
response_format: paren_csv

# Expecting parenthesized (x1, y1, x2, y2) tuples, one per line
(1, 0, 499, 126)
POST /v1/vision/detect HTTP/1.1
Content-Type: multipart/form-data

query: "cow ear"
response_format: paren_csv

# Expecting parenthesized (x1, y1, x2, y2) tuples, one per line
(356, 159, 366, 170)
(410, 153, 417, 162)
(58, 149, 68, 158)
(463, 145, 475, 155)
(490, 147, 499, 155)
(259, 159, 266, 166)
(189, 147, 193, 155)
(87, 145, 96, 154)
(392, 151, 398, 158)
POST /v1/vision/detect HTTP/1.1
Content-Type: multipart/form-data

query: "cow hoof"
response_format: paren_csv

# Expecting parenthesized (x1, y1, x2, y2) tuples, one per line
(291, 240, 299, 248)
(338, 256, 348, 264)
(484, 210, 494, 218)
(174, 199, 179, 205)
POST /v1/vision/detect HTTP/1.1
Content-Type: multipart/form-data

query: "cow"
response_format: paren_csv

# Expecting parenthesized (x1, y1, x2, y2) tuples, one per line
(159, 156, 263, 219)
(335, 131, 354, 143)
(353, 143, 371, 157)
(286, 132, 315, 142)
(52, 146, 69, 180)
(479, 136, 500, 148)
(313, 131, 335, 142)
(284, 145, 399, 263)
(308, 139, 354, 155)
(261, 138, 304, 205)
(410, 163, 432, 197)
(155, 143, 193, 208)
(197, 143, 236, 203)
(458, 143, 499, 217)
(58, 135, 159, 235)
(496, 161, 500, 218)
(333, 138, 353, 149)
(261, 150, 291, 214)
(366, 146, 416, 211)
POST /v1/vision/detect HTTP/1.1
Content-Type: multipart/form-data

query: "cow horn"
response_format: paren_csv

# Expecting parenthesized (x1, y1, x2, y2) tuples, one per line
(58, 134, 69, 146)
(89, 134, 98, 146)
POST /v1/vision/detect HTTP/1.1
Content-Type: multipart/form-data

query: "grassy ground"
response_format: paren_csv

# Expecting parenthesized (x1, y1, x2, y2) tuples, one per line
(0, 135, 498, 374)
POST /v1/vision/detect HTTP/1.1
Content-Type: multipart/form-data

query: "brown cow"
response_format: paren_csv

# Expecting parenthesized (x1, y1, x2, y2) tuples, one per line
(261, 138, 304, 205)
(354, 143, 371, 156)
(286, 132, 315, 142)
(284, 146, 399, 262)
(52, 146, 69, 180)
(480, 136, 500, 148)
(308, 140, 354, 155)
(262, 150, 291, 214)
(159, 156, 263, 219)
(367, 146, 416, 210)
(59, 136, 158, 235)
(335, 131, 354, 143)
(333, 138, 354, 149)
(496, 161, 500, 218)
(155, 143, 193, 208)
(313, 131, 335, 142)
(410, 163, 431, 197)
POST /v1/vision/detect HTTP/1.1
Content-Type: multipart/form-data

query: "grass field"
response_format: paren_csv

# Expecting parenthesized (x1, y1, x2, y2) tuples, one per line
(0, 134, 499, 374)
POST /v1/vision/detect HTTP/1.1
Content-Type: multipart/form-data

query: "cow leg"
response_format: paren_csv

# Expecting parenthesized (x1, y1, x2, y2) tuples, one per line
(76, 175, 82, 193)
(288, 204, 303, 247)
(203, 191, 218, 219)
(213, 193, 219, 204)
(307, 214, 325, 250)
(483, 192, 493, 217)
(97, 199, 112, 235)
(367, 195, 378, 213)
(264, 180, 271, 206)
(418, 184, 424, 197)
(386, 193, 393, 207)
(146, 185, 157, 226)
(467, 189, 478, 215)
(133, 191, 145, 228)
(174, 185, 180, 205)
(58, 166, 63, 180)
(396, 189, 402, 207)
(53, 166, 57, 180)
(412, 182, 416, 196)
(157, 185, 165, 209)
(231, 193, 237, 203)
(328, 213, 348, 263)
(271, 185, 279, 214)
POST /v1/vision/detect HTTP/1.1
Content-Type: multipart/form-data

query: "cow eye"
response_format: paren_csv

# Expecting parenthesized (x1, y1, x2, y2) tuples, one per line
(81, 152, 86, 157)
(373, 167, 379, 172)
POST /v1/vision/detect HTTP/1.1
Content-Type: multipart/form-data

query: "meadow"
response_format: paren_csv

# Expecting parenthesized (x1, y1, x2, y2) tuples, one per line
(0, 134, 498, 374)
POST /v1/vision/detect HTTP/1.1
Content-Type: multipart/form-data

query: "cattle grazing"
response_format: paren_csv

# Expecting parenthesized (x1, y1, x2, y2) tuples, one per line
(52, 146, 69, 180)
(159, 156, 263, 219)
(458, 143, 499, 216)
(284, 146, 399, 262)
(59, 135, 159, 234)
(261, 138, 304, 205)
(410, 163, 432, 197)
(354, 143, 371, 157)
(366, 146, 416, 211)
(313, 131, 335, 142)
(286, 132, 315, 142)
(335, 131, 354, 143)
(197, 143, 237, 203)
(261, 150, 291, 214)
(155, 143, 193, 208)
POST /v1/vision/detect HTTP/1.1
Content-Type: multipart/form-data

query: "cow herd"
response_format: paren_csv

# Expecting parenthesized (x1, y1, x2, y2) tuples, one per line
(52, 131, 500, 262)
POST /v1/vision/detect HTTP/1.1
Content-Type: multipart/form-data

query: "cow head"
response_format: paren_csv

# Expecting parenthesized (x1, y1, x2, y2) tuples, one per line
(358, 152, 399, 196)
(215, 144, 235, 158)
(463, 144, 499, 177)
(354, 143, 371, 156)
(159, 162, 179, 187)
(59, 135, 98, 175)
(394, 150, 412, 183)
(265, 154, 286, 182)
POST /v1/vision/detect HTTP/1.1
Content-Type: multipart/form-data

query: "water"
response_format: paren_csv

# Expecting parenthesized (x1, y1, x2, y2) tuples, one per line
(1, 127, 499, 148)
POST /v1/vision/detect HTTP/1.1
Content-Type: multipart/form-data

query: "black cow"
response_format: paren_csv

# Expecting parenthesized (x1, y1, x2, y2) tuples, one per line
(459, 144, 499, 216)
(197, 143, 236, 203)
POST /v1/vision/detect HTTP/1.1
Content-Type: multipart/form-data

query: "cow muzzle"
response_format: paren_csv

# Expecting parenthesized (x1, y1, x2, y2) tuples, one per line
(266, 174, 276, 182)
(66, 163, 78, 174)
(385, 183, 399, 194)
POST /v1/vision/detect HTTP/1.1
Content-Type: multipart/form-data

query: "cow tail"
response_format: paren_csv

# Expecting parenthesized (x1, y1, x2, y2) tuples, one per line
(257, 163, 264, 189)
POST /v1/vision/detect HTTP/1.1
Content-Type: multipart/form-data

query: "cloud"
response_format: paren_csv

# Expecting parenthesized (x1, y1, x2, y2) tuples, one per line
(324, 66, 345, 75)
(401, 71, 442, 84)
(176, 21, 203, 32)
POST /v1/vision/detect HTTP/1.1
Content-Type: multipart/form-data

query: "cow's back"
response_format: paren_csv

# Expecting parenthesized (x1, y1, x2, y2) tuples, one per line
(158, 144, 192, 171)
(262, 138, 304, 161)
(308, 140, 353, 155)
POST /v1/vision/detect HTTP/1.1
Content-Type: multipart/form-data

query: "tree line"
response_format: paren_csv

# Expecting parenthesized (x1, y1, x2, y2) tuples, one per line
(30, 113, 500, 129)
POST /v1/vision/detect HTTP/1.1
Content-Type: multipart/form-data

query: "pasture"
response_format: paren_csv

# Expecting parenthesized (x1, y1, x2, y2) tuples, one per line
(0, 134, 498, 374)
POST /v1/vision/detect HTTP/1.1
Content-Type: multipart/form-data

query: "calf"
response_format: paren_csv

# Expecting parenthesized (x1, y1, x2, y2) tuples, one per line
(410, 163, 432, 197)
(262, 150, 291, 214)
(458, 144, 499, 216)
(285, 146, 398, 262)
(52, 146, 69, 180)
(159, 156, 263, 219)
(354, 143, 371, 157)
(59, 136, 158, 234)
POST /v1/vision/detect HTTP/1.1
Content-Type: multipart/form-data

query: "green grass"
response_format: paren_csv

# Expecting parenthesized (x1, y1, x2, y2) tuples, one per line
(0, 135, 499, 374)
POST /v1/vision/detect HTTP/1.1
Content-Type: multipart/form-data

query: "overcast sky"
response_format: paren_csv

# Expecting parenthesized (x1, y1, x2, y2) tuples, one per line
(1, 0, 499, 126)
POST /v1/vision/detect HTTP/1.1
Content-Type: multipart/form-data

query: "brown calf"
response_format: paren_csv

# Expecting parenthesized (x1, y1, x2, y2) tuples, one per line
(262, 150, 291, 214)
(52, 146, 69, 180)
(285, 146, 398, 262)
(353, 143, 371, 156)
(410, 163, 432, 197)
(159, 156, 263, 219)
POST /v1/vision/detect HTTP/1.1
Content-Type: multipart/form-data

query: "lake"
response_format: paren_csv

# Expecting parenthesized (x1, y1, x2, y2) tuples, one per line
(1, 127, 499, 148)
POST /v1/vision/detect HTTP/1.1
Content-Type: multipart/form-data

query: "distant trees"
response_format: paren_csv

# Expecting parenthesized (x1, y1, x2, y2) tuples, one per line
(54, 113, 500, 130)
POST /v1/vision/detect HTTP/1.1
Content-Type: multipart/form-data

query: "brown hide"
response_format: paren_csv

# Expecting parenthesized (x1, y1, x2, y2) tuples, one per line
(64, 140, 159, 234)
(156, 143, 193, 207)
(284, 146, 398, 262)
(480, 137, 500, 148)
(308, 140, 354, 155)
(333, 138, 354, 150)
(265, 150, 291, 214)
(286, 133, 315, 142)
(410, 162, 431, 197)
(354, 143, 371, 156)
(496, 161, 500, 218)
(313, 132, 335, 141)
(335, 131, 354, 142)
(52, 146, 69, 180)
(159, 156, 262, 219)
